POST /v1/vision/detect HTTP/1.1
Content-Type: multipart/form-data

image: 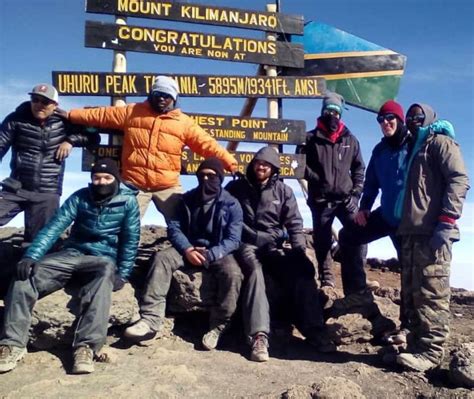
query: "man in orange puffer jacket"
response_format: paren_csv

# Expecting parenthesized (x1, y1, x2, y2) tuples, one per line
(67, 76, 238, 222)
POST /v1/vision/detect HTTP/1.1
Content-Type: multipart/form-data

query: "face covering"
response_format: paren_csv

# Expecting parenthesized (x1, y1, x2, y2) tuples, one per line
(385, 122, 410, 148)
(320, 114, 340, 133)
(197, 177, 221, 204)
(89, 180, 118, 202)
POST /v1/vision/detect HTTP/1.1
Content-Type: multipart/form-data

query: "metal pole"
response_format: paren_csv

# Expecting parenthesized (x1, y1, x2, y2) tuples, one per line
(266, 4, 279, 151)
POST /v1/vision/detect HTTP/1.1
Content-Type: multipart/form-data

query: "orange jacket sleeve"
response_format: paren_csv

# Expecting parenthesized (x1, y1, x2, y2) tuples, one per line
(69, 105, 130, 130)
(184, 118, 238, 172)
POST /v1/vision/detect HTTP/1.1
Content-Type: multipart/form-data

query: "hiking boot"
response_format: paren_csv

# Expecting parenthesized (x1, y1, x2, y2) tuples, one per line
(202, 326, 226, 351)
(124, 319, 157, 342)
(306, 330, 337, 353)
(250, 333, 269, 362)
(0, 345, 27, 373)
(396, 353, 439, 372)
(72, 345, 94, 374)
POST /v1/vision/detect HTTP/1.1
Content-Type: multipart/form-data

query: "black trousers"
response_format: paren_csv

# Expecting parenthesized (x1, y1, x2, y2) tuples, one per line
(0, 189, 60, 243)
(310, 202, 367, 288)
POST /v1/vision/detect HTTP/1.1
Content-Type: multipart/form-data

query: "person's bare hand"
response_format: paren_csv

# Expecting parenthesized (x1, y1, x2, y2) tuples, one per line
(184, 247, 206, 266)
(55, 141, 73, 161)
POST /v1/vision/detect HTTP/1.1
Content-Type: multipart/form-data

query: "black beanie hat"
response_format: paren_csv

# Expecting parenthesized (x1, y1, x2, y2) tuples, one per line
(197, 157, 225, 182)
(90, 158, 121, 181)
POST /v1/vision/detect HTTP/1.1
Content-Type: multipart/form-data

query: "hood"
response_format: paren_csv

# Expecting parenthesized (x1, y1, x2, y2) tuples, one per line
(246, 146, 281, 182)
(407, 103, 437, 126)
(252, 146, 281, 169)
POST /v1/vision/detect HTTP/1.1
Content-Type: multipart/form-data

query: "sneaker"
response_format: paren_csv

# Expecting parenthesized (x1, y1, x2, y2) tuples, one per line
(72, 345, 94, 374)
(0, 345, 27, 373)
(396, 353, 439, 372)
(124, 320, 157, 342)
(306, 330, 338, 353)
(250, 333, 269, 362)
(202, 326, 225, 351)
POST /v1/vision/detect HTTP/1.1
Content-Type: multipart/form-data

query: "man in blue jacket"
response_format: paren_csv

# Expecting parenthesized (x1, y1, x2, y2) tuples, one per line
(125, 158, 243, 352)
(0, 158, 140, 375)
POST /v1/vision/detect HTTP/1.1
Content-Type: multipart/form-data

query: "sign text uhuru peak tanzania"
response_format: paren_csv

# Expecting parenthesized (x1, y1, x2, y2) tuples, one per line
(84, 21, 304, 67)
(86, 0, 303, 34)
(53, 72, 326, 98)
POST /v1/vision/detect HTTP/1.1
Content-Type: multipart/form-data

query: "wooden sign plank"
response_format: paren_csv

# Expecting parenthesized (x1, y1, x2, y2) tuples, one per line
(85, 0, 304, 35)
(84, 20, 304, 68)
(82, 147, 305, 179)
(52, 71, 326, 98)
(81, 114, 306, 145)
(188, 113, 306, 145)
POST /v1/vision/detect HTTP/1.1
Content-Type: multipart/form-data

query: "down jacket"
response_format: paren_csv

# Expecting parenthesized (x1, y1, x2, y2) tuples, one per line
(0, 102, 100, 195)
(25, 186, 140, 279)
(168, 188, 243, 264)
(226, 146, 306, 251)
(69, 102, 237, 191)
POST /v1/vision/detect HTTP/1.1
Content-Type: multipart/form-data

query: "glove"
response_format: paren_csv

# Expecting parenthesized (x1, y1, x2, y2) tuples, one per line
(16, 258, 35, 281)
(429, 222, 456, 252)
(113, 275, 126, 292)
(344, 195, 359, 214)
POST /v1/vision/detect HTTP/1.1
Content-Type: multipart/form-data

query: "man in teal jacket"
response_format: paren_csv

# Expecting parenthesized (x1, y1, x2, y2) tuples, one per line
(0, 158, 140, 375)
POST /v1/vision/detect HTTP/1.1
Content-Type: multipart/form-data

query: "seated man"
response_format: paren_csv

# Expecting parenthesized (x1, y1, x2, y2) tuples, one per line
(226, 146, 336, 363)
(0, 158, 140, 375)
(125, 158, 243, 351)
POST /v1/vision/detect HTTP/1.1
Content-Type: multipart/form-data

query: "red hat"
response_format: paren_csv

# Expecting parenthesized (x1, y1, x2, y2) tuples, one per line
(378, 100, 404, 122)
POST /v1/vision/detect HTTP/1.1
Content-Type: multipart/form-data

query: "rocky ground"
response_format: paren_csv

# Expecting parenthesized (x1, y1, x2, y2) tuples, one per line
(0, 226, 472, 399)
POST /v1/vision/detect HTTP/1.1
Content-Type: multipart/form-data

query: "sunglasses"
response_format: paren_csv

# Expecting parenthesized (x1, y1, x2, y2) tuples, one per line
(406, 114, 425, 123)
(197, 172, 219, 180)
(152, 91, 173, 100)
(31, 96, 55, 106)
(322, 109, 340, 117)
(376, 113, 397, 123)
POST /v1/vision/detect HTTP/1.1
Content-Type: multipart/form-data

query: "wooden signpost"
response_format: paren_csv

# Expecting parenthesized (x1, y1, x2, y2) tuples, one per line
(188, 113, 306, 145)
(52, 71, 325, 98)
(84, 20, 304, 67)
(85, 0, 304, 34)
(82, 146, 306, 179)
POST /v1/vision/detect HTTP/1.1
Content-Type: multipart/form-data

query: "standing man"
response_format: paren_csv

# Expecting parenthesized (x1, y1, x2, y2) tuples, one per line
(336, 101, 411, 316)
(0, 83, 100, 244)
(303, 92, 365, 288)
(125, 158, 243, 351)
(226, 147, 336, 363)
(0, 159, 140, 375)
(395, 104, 469, 372)
(66, 76, 238, 222)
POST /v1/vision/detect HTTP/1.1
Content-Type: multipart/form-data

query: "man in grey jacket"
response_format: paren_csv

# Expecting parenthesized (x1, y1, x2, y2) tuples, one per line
(395, 104, 469, 372)
(226, 147, 335, 363)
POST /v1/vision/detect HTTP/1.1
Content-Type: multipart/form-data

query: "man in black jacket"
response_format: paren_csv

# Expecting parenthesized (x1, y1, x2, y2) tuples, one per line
(302, 92, 365, 289)
(226, 147, 335, 363)
(0, 83, 100, 246)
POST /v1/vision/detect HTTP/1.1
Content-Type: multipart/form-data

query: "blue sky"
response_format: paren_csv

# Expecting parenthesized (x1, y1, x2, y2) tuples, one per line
(1, 0, 473, 289)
